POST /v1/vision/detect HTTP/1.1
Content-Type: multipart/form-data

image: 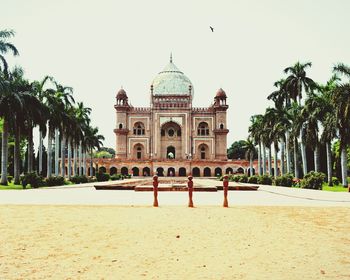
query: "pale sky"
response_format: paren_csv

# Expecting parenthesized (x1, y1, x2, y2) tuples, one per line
(3, 0, 350, 149)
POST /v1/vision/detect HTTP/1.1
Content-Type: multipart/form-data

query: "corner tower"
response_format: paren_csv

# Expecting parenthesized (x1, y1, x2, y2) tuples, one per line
(114, 88, 129, 159)
(213, 88, 229, 160)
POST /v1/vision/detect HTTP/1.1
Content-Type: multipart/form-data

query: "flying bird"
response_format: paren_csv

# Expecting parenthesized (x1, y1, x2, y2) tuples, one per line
(210, 26, 214, 32)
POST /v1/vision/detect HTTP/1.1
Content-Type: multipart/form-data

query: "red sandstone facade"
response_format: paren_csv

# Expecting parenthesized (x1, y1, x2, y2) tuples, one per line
(95, 56, 256, 177)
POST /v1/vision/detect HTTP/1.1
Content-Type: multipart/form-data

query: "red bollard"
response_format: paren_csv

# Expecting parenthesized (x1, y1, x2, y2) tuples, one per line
(188, 176, 194, 207)
(153, 175, 159, 207)
(223, 175, 229, 207)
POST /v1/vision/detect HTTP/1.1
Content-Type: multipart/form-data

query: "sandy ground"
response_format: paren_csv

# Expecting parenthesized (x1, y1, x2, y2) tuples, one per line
(1, 206, 350, 280)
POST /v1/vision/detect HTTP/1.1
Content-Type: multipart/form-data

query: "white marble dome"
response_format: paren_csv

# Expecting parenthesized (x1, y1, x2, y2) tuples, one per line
(151, 56, 193, 96)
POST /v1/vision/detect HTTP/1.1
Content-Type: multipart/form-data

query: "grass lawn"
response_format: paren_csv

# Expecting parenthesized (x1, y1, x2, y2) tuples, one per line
(322, 184, 349, 192)
(0, 181, 31, 190)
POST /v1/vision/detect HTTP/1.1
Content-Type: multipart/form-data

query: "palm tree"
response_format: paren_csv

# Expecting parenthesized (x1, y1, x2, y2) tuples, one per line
(0, 70, 18, 184)
(248, 115, 263, 175)
(264, 107, 289, 177)
(0, 29, 19, 74)
(332, 63, 350, 187)
(302, 92, 323, 172)
(268, 80, 292, 174)
(284, 62, 316, 176)
(52, 81, 74, 177)
(8, 68, 44, 183)
(31, 76, 54, 175)
(267, 79, 289, 109)
(288, 102, 303, 178)
(74, 102, 91, 176)
(0, 67, 45, 184)
(243, 138, 256, 176)
(85, 126, 104, 176)
(263, 108, 279, 176)
(316, 75, 339, 185)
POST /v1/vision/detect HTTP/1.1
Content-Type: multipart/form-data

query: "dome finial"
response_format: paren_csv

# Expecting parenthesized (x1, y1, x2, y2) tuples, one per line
(170, 52, 173, 63)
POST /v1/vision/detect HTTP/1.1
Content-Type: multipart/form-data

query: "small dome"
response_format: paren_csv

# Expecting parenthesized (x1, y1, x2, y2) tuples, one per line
(216, 88, 226, 98)
(151, 56, 193, 96)
(116, 88, 127, 99)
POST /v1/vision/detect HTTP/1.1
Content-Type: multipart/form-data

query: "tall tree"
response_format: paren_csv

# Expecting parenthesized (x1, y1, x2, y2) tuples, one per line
(243, 138, 256, 176)
(248, 115, 263, 175)
(31, 76, 53, 175)
(0, 29, 19, 74)
(332, 63, 350, 187)
(84, 126, 104, 176)
(284, 62, 316, 176)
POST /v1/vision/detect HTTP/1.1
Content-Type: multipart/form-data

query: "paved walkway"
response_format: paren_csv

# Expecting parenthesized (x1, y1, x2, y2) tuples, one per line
(0, 179, 349, 206)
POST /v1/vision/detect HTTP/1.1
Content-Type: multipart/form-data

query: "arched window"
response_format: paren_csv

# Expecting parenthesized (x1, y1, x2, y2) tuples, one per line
(198, 144, 209, 160)
(197, 122, 209, 136)
(201, 146, 206, 159)
(220, 124, 224, 129)
(133, 122, 145, 135)
(119, 123, 123, 129)
(137, 147, 142, 159)
(134, 144, 144, 160)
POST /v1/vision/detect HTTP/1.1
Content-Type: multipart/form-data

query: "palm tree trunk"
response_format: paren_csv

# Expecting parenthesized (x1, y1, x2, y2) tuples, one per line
(258, 142, 261, 176)
(55, 128, 59, 176)
(326, 142, 333, 186)
(314, 144, 320, 172)
(83, 151, 87, 176)
(47, 129, 53, 177)
(274, 141, 278, 178)
(268, 146, 272, 175)
(285, 131, 291, 174)
(249, 151, 253, 176)
(38, 129, 43, 175)
(28, 126, 34, 173)
(73, 141, 77, 176)
(67, 137, 72, 179)
(293, 137, 299, 179)
(340, 146, 348, 187)
(1, 119, 9, 185)
(14, 123, 21, 185)
(280, 138, 285, 176)
(262, 143, 266, 175)
(78, 142, 82, 176)
(90, 148, 93, 177)
(61, 133, 66, 177)
(300, 130, 307, 176)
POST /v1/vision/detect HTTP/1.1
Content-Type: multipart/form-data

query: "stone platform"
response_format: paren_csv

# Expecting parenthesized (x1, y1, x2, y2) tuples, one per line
(94, 178, 259, 192)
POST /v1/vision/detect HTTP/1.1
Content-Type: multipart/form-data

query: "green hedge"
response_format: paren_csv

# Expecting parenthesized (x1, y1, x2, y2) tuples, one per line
(96, 172, 110, 182)
(247, 175, 258, 184)
(274, 174, 294, 187)
(21, 172, 45, 188)
(71, 175, 89, 184)
(46, 176, 65, 186)
(300, 171, 326, 190)
(257, 175, 273, 185)
(331, 177, 340, 186)
(111, 174, 123, 181)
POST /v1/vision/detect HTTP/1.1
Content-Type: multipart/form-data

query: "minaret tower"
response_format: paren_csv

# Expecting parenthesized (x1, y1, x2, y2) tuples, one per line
(213, 88, 229, 160)
(114, 88, 130, 159)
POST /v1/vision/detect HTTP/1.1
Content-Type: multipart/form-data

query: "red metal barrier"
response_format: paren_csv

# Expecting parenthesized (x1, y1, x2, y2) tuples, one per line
(153, 175, 158, 207)
(223, 175, 229, 207)
(188, 176, 194, 207)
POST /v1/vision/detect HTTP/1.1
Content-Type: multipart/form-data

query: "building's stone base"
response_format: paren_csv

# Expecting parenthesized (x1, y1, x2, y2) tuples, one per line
(93, 158, 260, 177)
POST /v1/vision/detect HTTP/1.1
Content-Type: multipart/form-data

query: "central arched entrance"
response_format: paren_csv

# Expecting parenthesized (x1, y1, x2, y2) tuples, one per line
(160, 121, 182, 159)
(167, 146, 175, 159)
